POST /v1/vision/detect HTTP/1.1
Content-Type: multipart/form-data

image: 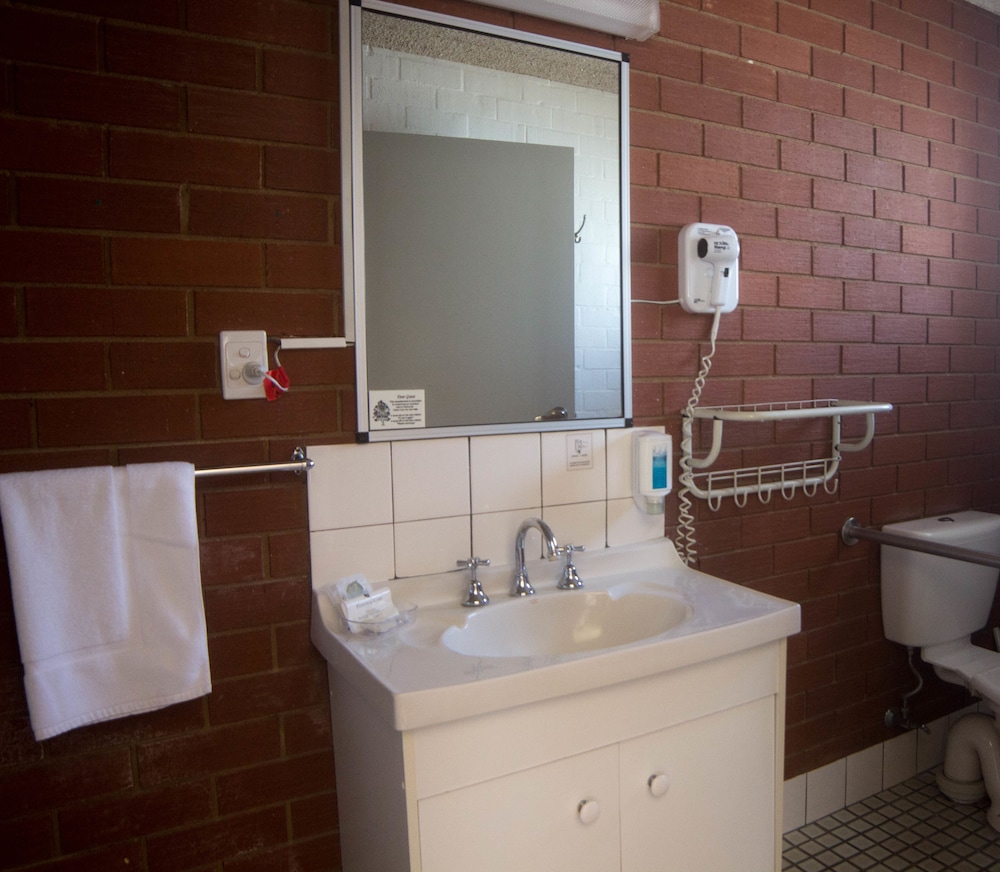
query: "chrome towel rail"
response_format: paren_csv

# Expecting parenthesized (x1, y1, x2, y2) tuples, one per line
(193, 447, 314, 479)
(840, 517, 1000, 570)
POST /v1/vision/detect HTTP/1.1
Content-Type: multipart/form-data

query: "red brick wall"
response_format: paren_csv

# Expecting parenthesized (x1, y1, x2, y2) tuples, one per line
(0, 0, 998, 869)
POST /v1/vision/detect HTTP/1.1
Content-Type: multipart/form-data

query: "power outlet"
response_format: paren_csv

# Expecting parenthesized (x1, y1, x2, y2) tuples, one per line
(220, 330, 268, 400)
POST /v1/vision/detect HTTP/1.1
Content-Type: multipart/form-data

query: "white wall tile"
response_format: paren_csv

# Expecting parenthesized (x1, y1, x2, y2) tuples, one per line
(543, 501, 606, 551)
(306, 443, 393, 531)
(310, 525, 395, 589)
(882, 730, 917, 789)
(310, 429, 669, 586)
(472, 507, 542, 570)
(605, 427, 635, 500)
(917, 715, 951, 773)
(470, 433, 541, 514)
(805, 757, 845, 824)
(607, 497, 665, 547)
(392, 438, 470, 522)
(845, 744, 883, 805)
(541, 430, 606, 506)
(394, 515, 472, 578)
(782, 774, 806, 834)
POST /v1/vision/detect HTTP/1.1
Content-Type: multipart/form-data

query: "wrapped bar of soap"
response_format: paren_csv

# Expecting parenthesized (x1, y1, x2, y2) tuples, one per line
(341, 587, 399, 634)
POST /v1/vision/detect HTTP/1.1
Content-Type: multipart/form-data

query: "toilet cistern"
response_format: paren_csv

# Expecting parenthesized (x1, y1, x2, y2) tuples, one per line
(511, 517, 559, 597)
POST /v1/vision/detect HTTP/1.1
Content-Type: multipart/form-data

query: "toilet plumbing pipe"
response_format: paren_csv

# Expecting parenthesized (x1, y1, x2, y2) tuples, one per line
(937, 713, 1000, 832)
(841, 518, 1000, 569)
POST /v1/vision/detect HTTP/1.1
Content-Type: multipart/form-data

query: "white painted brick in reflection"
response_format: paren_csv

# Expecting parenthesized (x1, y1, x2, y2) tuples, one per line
(574, 154, 604, 179)
(578, 133, 619, 159)
(576, 326, 610, 349)
(585, 349, 623, 371)
(552, 109, 603, 137)
(362, 102, 406, 132)
(580, 391, 619, 413)
(498, 99, 552, 127)
(526, 127, 581, 150)
(370, 78, 436, 112)
(468, 117, 521, 141)
(400, 56, 463, 90)
(587, 175, 624, 201)
(463, 67, 524, 102)
(578, 89, 618, 117)
(436, 89, 497, 121)
(577, 370, 609, 390)
(580, 306, 622, 328)
(361, 48, 400, 81)
(522, 80, 579, 110)
(405, 107, 468, 137)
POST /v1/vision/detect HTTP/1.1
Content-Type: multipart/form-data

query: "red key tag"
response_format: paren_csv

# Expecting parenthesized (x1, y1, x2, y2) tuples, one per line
(264, 366, 289, 401)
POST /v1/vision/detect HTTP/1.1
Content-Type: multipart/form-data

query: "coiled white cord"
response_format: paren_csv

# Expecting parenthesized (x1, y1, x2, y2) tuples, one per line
(675, 308, 723, 567)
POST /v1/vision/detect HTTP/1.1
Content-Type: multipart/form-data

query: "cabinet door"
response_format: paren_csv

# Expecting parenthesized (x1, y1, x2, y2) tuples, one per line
(418, 745, 620, 872)
(619, 696, 776, 872)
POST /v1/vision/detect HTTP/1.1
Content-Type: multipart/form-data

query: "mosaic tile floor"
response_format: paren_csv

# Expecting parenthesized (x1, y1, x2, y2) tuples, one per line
(782, 770, 1000, 871)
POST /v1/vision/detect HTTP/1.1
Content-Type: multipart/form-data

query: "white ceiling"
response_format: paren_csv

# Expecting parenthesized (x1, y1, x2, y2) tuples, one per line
(965, 0, 1000, 15)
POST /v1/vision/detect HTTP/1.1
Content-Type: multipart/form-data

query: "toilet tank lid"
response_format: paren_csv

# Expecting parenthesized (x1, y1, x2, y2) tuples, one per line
(884, 511, 1000, 545)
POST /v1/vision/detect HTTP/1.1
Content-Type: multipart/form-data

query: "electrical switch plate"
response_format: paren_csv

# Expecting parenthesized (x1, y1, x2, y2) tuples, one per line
(220, 330, 268, 400)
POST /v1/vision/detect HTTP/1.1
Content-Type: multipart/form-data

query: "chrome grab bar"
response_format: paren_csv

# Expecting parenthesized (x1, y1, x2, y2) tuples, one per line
(840, 517, 1000, 570)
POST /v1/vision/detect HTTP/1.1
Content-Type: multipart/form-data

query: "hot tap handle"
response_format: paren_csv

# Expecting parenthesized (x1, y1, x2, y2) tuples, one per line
(557, 544, 585, 561)
(556, 545, 584, 590)
(457, 556, 490, 579)
(458, 557, 491, 607)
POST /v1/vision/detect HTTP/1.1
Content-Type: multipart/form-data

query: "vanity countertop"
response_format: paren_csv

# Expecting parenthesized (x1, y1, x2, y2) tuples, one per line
(311, 538, 801, 731)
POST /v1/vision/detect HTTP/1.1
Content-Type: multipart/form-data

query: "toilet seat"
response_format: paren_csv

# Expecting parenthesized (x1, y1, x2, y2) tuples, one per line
(921, 639, 1000, 705)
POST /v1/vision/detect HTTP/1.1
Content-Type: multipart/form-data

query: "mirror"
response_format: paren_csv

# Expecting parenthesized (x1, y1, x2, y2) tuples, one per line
(341, 0, 631, 440)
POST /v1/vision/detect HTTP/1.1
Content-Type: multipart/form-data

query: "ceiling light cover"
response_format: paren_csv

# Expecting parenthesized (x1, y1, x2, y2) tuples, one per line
(470, 0, 659, 40)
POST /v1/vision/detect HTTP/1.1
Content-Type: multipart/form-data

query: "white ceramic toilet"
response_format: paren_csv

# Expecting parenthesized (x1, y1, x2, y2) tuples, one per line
(880, 510, 1000, 829)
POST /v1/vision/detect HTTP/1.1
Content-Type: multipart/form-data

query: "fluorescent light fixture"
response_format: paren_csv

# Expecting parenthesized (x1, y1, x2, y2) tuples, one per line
(468, 0, 659, 40)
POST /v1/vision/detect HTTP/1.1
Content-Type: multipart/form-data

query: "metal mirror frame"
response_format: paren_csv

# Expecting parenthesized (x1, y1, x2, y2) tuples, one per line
(340, 0, 632, 442)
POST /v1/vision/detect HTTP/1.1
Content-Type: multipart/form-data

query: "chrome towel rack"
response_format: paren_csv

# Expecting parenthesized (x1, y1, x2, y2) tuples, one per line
(840, 517, 1000, 570)
(193, 447, 314, 479)
(681, 400, 893, 507)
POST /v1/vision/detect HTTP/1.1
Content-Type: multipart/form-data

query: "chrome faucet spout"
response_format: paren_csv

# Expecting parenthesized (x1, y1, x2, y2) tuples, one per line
(511, 517, 559, 597)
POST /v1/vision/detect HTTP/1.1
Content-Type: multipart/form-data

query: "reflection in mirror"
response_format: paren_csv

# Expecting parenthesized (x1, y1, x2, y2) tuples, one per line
(343, 1, 631, 439)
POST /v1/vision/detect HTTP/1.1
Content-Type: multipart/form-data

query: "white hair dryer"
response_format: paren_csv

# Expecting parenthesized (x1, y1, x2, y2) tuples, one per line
(678, 223, 740, 314)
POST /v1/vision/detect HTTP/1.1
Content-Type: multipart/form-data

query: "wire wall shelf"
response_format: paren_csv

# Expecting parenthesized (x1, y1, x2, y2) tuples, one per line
(680, 400, 893, 508)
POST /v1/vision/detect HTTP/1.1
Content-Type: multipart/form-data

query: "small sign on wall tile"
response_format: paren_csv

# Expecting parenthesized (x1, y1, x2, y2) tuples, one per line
(567, 433, 593, 471)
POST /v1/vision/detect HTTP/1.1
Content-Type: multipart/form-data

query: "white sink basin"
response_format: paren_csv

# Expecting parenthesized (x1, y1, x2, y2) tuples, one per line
(441, 588, 691, 657)
(311, 538, 800, 731)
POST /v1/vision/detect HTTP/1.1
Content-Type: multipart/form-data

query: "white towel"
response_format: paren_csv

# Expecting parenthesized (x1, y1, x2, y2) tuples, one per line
(0, 462, 211, 740)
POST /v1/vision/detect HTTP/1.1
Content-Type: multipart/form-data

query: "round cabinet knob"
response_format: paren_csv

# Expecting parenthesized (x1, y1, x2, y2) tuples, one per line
(648, 773, 670, 798)
(577, 799, 601, 824)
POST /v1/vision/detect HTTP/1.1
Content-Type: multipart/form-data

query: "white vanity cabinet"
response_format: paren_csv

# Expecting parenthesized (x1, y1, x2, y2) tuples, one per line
(327, 638, 787, 872)
(419, 744, 622, 871)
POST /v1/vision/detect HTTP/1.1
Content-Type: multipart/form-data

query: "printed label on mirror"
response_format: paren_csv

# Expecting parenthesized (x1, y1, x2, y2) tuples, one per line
(369, 390, 425, 429)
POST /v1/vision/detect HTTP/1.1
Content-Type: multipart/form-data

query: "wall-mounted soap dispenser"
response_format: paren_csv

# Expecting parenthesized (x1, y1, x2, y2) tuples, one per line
(633, 430, 672, 514)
